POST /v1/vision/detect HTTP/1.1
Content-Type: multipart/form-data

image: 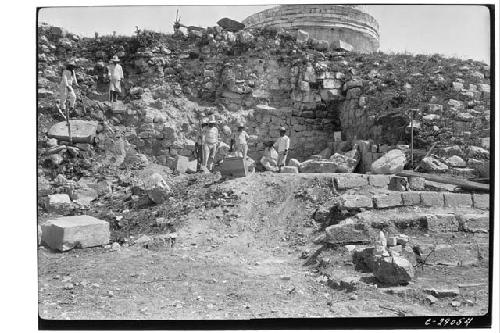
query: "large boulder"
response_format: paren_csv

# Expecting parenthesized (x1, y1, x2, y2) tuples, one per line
(372, 254, 414, 285)
(445, 155, 466, 168)
(144, 173, 171, 204)
(421, 157, 448, 172)
(324, 218, 371, 244)
(41, 215, 110, 251)
(371, 149, 406, 174)
(296, 29, 309, 42)
(217, 18, 245, 32)
(299, 160, 338, 173)
(48, 120, 98, 143)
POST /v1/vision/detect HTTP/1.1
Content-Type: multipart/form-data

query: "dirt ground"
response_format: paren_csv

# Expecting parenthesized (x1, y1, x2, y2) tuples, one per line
(38, 173, 489, 320)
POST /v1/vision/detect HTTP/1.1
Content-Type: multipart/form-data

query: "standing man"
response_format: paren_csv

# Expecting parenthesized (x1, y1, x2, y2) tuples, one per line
(195, 117, 209, 171)
(231, 122, 249, 159)
(107, 55, 124, 102)
(56, 61, 79, 114)
(202, 116, 219, 171)
(273, 126, 290, 171)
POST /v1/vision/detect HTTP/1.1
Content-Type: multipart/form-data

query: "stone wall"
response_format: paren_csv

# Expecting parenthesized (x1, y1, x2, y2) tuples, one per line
(243, 4, 379, 53)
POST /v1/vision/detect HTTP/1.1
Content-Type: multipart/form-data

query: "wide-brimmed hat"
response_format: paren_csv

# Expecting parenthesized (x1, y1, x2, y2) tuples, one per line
(279, 126, 286, 131)
(208, 115, 217, 124)
(111, 55, 120, 62)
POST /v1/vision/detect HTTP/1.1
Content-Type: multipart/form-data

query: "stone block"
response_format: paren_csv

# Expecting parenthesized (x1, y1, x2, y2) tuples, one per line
(457, 213, 489, 233)
(472, 194, 489, 210)
(340, 195, 373, 210)
(334, 175, 368, 190)
(48, 120, 98, 143)
(426, 213, 459, 232)
(373, 193, 403, 209)
(420, 192, 444, 207)
(417, 243, 488, 266)
(443, 193, 473, 208)
(280, 166, 298, 173)
(408, 176, 425, 190)
(388, 176, 409, 191)
(325, 219, 370, 244)
(45, 194, 72, 213)
(41, 215, 110, 251)
(368, 175, 390, 188)
(401, 192, 422, 206)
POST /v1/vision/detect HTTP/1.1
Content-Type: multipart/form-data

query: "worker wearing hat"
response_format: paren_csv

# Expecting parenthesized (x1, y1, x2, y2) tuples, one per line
(56, 60, 79, 113)
(273, 126, 290, 171)
(260, 140, 278, 172)
(231, 122, 250, 159)
(202, 115, 219, 171)
(195, 117, 209, 171)
(107, 55, 124, 102)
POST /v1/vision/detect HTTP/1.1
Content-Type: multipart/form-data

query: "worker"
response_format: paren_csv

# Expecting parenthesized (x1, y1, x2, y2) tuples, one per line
(107, 55, 124, 102)
(231, 122, 249, 159)
(202, 116, 219, 171)
(195, 117, 209, 171)
(260, 141, 278, 172)
(273, 126, 290, 171)
(56, 61, 79, 113)
(221, 125, 232, 149)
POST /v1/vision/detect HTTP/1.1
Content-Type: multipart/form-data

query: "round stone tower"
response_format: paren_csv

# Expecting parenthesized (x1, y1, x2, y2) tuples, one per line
(242, 4, 379, 53)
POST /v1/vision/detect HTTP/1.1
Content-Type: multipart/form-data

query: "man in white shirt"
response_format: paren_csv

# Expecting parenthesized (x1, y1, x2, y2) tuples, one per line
(273, 127, 290, 170)
(107, 55, 124, 102)
(202, 117, 219, 171)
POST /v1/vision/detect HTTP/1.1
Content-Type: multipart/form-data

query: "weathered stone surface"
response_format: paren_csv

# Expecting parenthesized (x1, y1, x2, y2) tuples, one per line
(420, 192, 444, 207)
(288, 158, 301, 168)
(388, 176, 408, 191)
(421, 157, 448, 172)
(368, 175, 391, 188)
(325, 219, 370, 244)
(72, 187, 98, 206)
(467, 159, 489, 178)
(280, 166, 298, 173)
(445, 155, 466, 167)
(373, 254, 414, 285)
(144, 173, 171, 204)
(335, 175, 368, 190)
(457, 213, 489, 233)
(299, 160, 338, 173)
(329, 151, 359, 172)
(401, 192, 421, 206)
(408, 176, 425, 191)
(41, 215, 110, 251)
(296, 29, 309, 42)
(371, 149, 406, 174)
(426, 213, 459, 232)
(416, 243, 488, 266)
(45, 194, 72, 213)
(339, 194, 373, 209)
(48, 120, 98, 143)
(443, 193, 472, 208)
(352, 247, 376, 271)
(373, 193, 403, 209)
(472, 194, 489, 210)
(423, 287, 460, 298)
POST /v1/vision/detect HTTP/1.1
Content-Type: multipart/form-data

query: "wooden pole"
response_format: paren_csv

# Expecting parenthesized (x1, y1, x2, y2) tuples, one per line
(410, 109, 414, 169)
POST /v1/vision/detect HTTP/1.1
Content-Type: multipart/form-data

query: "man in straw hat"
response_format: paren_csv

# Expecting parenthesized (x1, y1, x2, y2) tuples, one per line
(107, 55, 124, 102)
(231, 122, 250, 159)
(273, 126, 290, 171)
(56, 60, 79, 114)
(202, 115, 219, 171)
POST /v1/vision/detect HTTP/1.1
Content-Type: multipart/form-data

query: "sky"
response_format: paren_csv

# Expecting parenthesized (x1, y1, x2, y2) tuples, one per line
(38, 4, 491, 63)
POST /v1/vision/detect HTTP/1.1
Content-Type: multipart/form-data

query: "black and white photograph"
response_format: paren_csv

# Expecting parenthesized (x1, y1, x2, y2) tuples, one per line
(20, 0, 499, 330)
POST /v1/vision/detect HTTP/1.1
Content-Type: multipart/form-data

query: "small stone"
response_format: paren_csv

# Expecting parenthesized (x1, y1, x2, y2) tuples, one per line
(451, 301, 461, 307)
(63, 283, 74, 290)
(387, 237, 397, 247)
(425, 295, 437, 305)
(349, 294, 358, 300)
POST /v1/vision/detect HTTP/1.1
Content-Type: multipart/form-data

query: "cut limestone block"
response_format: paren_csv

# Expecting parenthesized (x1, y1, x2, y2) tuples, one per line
(339, 195, 373, 209)
(281, 166, 299, 173)
(401, 192, 422, 206)
(334, 175, 368, 190)
(420, 192, 444, 207)
(41, 215, 110, 251)
(368, 175, 391, 188)
(425, 213, 459, 232)
(443, 193, 473, 208)
(373, 193, 403, 209)
(408, 176, 425, 191)
(48, 120, 98, 143)
(457, 213, 489, 233)
(472, 194, 489, 210)
(44, 194, 72, 213)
